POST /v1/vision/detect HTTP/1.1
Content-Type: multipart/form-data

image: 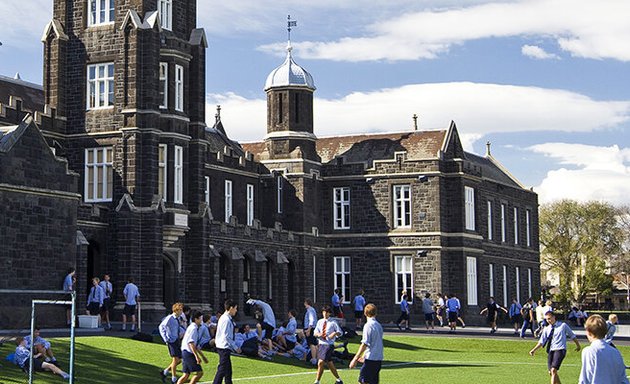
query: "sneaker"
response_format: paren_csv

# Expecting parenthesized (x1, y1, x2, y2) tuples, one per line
(461, 324, 466, 328)
(160, 370, 167, 383)
(405, 328, 412, 331)
(397, 324, 403, 331)
(336, 380, 344, 384)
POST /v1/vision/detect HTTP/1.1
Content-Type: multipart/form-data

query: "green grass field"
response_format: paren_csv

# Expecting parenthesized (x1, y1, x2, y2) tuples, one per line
(0, 335, 628, 383)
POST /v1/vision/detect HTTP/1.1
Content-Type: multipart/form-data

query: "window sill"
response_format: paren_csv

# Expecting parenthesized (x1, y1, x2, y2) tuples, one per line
(86, 22, 115, 29)
(86, 106, 114, 111)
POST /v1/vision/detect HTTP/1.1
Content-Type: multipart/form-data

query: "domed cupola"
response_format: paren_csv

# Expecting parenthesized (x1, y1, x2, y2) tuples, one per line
(264, 45, 316, 91)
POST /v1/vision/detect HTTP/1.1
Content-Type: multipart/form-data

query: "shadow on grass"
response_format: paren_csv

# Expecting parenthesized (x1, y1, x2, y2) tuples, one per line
(381, 360, 489, 370)
(383, 339, 458, 353)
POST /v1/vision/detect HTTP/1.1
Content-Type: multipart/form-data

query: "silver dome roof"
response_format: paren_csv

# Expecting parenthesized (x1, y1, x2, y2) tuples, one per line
(264, 46, 316, 91)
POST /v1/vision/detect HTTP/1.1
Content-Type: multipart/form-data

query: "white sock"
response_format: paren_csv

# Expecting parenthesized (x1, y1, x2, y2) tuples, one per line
(122, 325, 126, 330)
(163, 369, 169, 376)
(171, 377, 178, 383)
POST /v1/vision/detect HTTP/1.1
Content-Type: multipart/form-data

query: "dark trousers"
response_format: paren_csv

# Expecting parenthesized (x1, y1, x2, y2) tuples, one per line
(213, 348, 232, 384)
(520, 319, 535, 337)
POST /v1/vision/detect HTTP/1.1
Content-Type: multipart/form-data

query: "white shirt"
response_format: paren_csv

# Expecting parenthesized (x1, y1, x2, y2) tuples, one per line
(253, 300, 276, 328)
(181, 323, 200, 353)
(215, 312, 238, 351)
(579, 339, 629, 384)
(314, 317, 342, 345)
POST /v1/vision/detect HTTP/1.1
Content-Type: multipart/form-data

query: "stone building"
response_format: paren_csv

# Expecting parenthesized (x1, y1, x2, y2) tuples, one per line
(0, 0, 539, 326)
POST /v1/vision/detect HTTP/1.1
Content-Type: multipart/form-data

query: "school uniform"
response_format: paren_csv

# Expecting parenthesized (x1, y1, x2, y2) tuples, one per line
(314, 317, 342, 362)
(605, 320, 617, 346)
(538, 321, 576, 371)
(99, 280, 112, 312)
(213, 311, 238, 384)
(284, 317, 298, 350)
(180, 322, 203, 374)
(446, 298, 459, 323)
(15, 344, 44, 372)
(359, 317, 384, 384)
(87, 284, 105, 315)
(353, 294, 366, 319)
(252, 300, 276, 340)
(122, 282, 140, 316)
(159, 314, 183, 358)
(62, 274, 73, 291)
(396, 298, 410, 324)
(236, 330, 259, 357)
(24, 335, 51, 351)
(520, 303, 535, 337)
(331, 293, 342, 317)
(303, 306, 318, 346)
(509, 302, 523, 324)
(578, 339, 629, 384)
(198, 323, 212, 349)
(422, 298, 434, 321)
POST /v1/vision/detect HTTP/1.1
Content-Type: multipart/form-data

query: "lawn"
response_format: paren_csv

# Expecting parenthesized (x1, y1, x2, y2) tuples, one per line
(0, 334, 628, 383)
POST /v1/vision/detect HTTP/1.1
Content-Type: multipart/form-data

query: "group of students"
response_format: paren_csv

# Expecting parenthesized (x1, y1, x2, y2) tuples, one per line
(158, 297, 385, 384)
(10, 328, 70, 380)
(392, 292, 467, 333)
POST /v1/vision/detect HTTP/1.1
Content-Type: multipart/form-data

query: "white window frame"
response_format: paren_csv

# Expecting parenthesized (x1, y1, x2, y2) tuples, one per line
(515, 266, 521, 303)
(175, 64, 184, 112)
(86, 63, 114, 109)
(465, 186, 475, 230)
(513, 207, 519, 245)
(158, 144, 167, 201)
(88, 0, 115, 26)
(84, 147, 113, 202)
(527, 268, 532, 299)
(246, 183, 254, 226)
(174, 145, 183, 204)
(205, 176, 210, 206)
(466, 257, 478, 306)
(224, 180, 233, 222)
(502, 265, 508, 307)
(501, 204, 507, 243)
(276, 175, 283, 214)
(159, 62, 168, 109)
(334, 256, 351, 304)
(333, 187, 350, 230)
(526, 210, 531, 247)
(394, 255, 413, 304)
(487, 201, 493, 240)
(489, 263, 495, 297)
(158, 0, 172, 30)
(393, 185, 411, 228)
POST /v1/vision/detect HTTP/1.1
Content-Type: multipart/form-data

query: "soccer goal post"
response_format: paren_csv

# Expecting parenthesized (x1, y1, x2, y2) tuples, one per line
(0, 289, 76, 384)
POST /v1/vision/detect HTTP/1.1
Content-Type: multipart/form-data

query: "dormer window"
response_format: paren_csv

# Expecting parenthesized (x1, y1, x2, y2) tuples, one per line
(88, 0, 115, 26)
(158, 0, 172, 30)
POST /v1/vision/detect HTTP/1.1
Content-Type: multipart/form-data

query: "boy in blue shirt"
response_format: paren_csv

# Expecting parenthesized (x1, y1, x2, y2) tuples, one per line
(99, 274, 113, 330)
(396, 295, 411, 331)
(178, 310, 208, 384)
(350, 303, 384, 384)
(15, 337, 69, 379)
(446, 294, 460, 333)
(62, 267, 75, 326)
(313, 305, 343, 384)
(579, 314, 628, 384)
(352, 290, 366, 331)
(122, 277, 140, 331)
(86, 277, 105, 316)
(159, 302, 185, 383)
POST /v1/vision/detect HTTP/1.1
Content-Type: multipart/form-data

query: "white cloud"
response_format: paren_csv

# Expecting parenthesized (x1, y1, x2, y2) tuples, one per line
(208, 82, 630, 145)
(260, 0, 630, 62)
(528, 143, 630, 205)
(521, 44, 559, 60)
(0, 1, 51, 46)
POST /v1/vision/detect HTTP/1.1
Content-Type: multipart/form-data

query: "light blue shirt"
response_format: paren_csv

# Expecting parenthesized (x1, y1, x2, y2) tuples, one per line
(285, 317, 297, 343)
(87, 284, 105, 306)
(304, 306, 317, 329)
(604, 321, 616, 344)
(400, 299, 409, 313)
(539, 321, 576, 351)
(314, 318, 342, 345)
(63, 274, 73, 291)
(509, 302, 522, 317)
(159, 314, 181, 344)
(422, 298, 434, 314)
(579, 339, 629, 384)
(181, 323, 200, 353)
(235, 330, 258, 348)
(361, 317, 384, 361)
(215, 312, 238, 351)
(123, 283, 140, 305)
(15, 344, 30, 368)
(254, 300, 276, 328)
(332, 293, 340, 307)
(198, 324, 211, 346)
(99, 281, 112, 298)
(24, 335, 50, 349)
(353, 295, 366, 312)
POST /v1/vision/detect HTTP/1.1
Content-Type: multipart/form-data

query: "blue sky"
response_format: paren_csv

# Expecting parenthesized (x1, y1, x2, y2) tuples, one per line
(1, 0, 629, 205)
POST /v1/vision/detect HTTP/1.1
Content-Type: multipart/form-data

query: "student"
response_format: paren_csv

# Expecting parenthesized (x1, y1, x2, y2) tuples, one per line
(435, 293, 445, 327)
(529, 311, 581, 384)
(277, 310, 298, 352)
(178, 310, 208, 384)
(213, 299, 241, 384)
(303, 298, 319, 366)
(62, 267, 75, 326)
(313, 305, 344, 384)
(86, 277, 105, 316)
(396, 294, 410, 331)
(99, 274, 113, 330)
(421, 293, 435, 332)
(332, 289, 343, 318)
(508, 298, 523, 335)
(14, 337, 69, 379)
(159, 302, 185, 384)
(122, 277, 140, 331)
(578, 314, 628, 384)
(445, 294, 460, 333)
(520, 298, 536, 338)
(534, 299, 546, 337)
(24, 327, 56, 364)
(350, 303, 383, 384)
(479, 296, 507, 334)
(198, 314, 213, 350)
(605, 313, 618, 347)
(352, 290, 366, 331)
(246, 298, 276, 352)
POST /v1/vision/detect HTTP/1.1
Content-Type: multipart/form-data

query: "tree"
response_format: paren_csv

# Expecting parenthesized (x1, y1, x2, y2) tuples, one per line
(539, 200, 622, 307)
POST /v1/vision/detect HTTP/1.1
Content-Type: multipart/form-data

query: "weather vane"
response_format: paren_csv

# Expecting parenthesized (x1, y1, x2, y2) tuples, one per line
(287, 15, 297, 44)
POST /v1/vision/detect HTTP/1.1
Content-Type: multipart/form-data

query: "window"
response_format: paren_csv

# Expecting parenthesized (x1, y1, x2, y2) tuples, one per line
(334, 256, 351, 304)
(513, 207, 519, 245)
(394, 255, 413, 303)
(158, 0, 172, 30)
(393, 185, 411, 228)
(526, 210, 531, 247)
(500, 204, 507, 242)
(159, 63, 168, 108)
(276, 175, 283, 214)
(527, 268, 532, 298)
(465, 186, 475, 230)
(175, 65, 184, 111)
(85, 147, 113, 202)
(515, 266, 521, 303)
(224, 180, 232, 222)
(158, 144, 167, 200)
(246, 184, 254, 226)
(294, 93, 299, 123)
(487, 201, 493, 240)
(489, 264, 495, 297)
(502, 265, 508, 306)
(174, 146, 183, 203)
(278, 93, 284, 124)
(266, 260, 273, 299)
(333, 187, 350, 229)
(88, 0, 115, 26)
(205, 176, 210, 206)
(466, 257, 478, 306)
(87, 63, 114, 109)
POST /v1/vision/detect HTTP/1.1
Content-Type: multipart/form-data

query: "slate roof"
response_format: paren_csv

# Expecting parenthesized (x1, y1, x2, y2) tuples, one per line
(465, 152, 524, 189)
(0, 75, 44, 113)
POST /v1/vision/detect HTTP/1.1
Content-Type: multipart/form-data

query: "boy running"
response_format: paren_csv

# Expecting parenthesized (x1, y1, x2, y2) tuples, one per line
(178, 310, 208, 384)
(159, 302, 185, 383)
(350, 303, 383, 384)
(479, 296, 507, 334)
(313, 305, 344, 384)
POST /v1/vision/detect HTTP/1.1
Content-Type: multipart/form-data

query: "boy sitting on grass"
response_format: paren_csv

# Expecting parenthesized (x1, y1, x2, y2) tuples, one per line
(14, 337, 69, 380)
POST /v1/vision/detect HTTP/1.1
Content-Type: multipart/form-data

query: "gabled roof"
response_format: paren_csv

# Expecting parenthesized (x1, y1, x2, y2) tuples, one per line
(0, 75, 45, 114)
(465, 152, 526, 189)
